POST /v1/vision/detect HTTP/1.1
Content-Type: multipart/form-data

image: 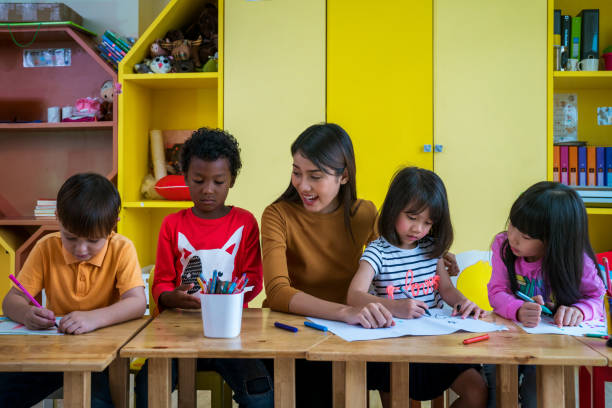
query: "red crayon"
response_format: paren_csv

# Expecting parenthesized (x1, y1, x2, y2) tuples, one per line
(463, 334, 489, 345)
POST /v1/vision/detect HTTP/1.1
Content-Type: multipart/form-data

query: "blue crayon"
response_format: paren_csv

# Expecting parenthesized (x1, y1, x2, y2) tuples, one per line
(515, 291, 553, 315)
(304, 321, 328, 332)
(274, 322, 298, 332)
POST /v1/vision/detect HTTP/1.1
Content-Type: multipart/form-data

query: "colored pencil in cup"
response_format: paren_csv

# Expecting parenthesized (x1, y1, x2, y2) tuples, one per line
(8, 274, 58, 328)
(603, 257, 612, 296)
(196, 277, 206, 294)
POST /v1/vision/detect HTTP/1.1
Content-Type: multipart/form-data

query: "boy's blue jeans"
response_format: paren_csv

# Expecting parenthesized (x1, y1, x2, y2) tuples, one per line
(135, 357, 273, 408)
(0, 368, 113, 408)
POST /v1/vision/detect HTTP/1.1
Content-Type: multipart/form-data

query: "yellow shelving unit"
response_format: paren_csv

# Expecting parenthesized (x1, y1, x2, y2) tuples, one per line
(117, 0, 222, 267)
(549, 0, 612, 253)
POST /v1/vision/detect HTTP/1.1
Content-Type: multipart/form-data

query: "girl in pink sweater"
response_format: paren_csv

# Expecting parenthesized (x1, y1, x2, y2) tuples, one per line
(488, 181, 604, 328)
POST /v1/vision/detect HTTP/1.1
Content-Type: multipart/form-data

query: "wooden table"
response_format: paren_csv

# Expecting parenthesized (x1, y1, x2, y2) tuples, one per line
(306, 314, 608, 408)
(120, 308, 329, 408)
(0, 317, 150, 408)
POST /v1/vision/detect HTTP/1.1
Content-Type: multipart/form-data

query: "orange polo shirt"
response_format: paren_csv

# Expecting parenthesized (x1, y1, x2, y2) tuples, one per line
(15, 232, 144, 316)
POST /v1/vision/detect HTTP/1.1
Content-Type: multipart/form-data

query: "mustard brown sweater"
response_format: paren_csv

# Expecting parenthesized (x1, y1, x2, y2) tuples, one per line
(261, 199, 377, 312)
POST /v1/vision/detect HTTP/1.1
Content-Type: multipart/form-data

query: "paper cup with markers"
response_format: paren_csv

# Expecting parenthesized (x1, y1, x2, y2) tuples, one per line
(198, 273, 250, 338)
(200, 291, 245, 338)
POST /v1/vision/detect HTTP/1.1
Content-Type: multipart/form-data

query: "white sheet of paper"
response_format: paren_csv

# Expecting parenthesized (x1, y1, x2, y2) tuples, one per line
(0, 317, 63, 335)
(307, 308, 507, 342)
(519, 316, 606, 336)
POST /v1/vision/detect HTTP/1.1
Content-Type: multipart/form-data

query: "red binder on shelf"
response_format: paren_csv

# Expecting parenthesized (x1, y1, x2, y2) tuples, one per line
(569, 146, 578, 186)
(553, 145, 560, 183)
(587, 147, 596, 186)
(560, 146, 569, 185)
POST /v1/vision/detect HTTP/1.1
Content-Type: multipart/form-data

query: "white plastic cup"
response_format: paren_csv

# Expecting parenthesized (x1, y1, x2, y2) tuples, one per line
(61, 106, 73, 120)
(200, 291, 244, 338)
(47, 106, 60, 123)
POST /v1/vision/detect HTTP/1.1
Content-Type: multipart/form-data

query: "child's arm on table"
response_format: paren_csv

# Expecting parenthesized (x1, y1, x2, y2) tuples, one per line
(59, 286, 146, 334)
(347, 260, 429, 320)
(59, 287, 146, 334)
(436, 258, 484, 319)
(556, 254, 607, 326)
(2, 288, 56, 330)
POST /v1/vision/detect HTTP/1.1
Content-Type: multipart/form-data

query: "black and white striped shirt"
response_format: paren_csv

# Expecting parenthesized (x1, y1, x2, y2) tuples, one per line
(361, 237, 441, 308)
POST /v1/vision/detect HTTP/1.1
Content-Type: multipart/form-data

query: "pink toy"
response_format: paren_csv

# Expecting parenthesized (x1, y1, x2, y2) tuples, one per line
(75, 97, 100, 114)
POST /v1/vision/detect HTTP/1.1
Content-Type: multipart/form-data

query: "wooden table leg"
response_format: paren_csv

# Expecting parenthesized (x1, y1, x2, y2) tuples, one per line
(149, 358, 172, 408)
(332, 361, 346, 408)
(108, 357, 129, 408)
(391, 362, 410, 408)
(64, 371, 91, 408)
(178, 358, 197, 408)
(274, 357, 296, 408)
(537, 365, 564, 408)
(345, 361, 367, 408)
(564, 366, 576, 408)
(496, 364, 518, 408)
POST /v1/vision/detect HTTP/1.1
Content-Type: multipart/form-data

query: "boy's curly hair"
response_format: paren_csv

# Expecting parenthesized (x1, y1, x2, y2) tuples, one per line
(180, 127, 242, 182)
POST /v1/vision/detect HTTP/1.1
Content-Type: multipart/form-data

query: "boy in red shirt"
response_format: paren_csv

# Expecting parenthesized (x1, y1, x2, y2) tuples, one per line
(135, 128, 272, 407)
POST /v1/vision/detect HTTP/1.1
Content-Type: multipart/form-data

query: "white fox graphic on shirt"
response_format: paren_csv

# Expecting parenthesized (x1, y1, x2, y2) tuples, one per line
(177, 226, 243, 294)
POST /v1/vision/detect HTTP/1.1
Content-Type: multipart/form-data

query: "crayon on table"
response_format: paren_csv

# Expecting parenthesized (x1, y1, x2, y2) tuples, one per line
(584, 333, 609, 339)
(274, 322, 298, 332)
(463, 334, 489, 345)
(304, 321, 328, 332)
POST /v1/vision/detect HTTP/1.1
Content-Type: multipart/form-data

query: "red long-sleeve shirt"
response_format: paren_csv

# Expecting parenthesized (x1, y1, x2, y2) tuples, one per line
(153, 207, 263, 311)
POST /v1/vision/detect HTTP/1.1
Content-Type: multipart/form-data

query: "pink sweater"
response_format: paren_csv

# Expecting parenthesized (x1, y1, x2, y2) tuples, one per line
(487, 232, 605, 321)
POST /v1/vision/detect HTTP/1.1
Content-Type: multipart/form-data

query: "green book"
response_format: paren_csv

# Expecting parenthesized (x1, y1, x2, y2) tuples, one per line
(571, 16, 582, 59)
(104, 30, 130, 53)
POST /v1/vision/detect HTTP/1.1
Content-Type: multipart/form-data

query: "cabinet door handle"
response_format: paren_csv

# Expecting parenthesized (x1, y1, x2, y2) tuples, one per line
(434, 144, 443, 153)
(423, 144, 432, 153)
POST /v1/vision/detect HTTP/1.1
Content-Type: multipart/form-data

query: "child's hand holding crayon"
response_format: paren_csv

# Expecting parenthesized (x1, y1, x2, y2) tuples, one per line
(159, 283, 201, 310)
(517, 294, 544, 327)
(392, 298, 430, 319)
(23, 306, 57, 330)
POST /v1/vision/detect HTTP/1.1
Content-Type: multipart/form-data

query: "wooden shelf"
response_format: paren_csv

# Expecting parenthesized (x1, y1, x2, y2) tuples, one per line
(0, 121, 113, 130)
(0, 217, 57, 226)
(586, 207, 612, 216)
(123, 201, 193, 209)
(553, 71, 612, 90)
(121, 73, 218, 89)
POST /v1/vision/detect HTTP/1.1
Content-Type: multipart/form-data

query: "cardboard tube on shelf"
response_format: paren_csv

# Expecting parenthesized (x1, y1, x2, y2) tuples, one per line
(150, 129, 167, 181)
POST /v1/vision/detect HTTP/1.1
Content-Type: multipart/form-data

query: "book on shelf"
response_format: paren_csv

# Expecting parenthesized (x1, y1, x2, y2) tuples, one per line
(607, 147, 612, 187)
(570, 15, 581, 60)
(597, 147, 606, 186)
(554, 9, 561, 46)
(36, 199, 56, 206)
(103, 30, 131, 53)
(560, 15, 571, 68)
(560, 145, 569, 185)
(578, 9, 599, 60)
(553, 145, 560, 183)
(578, 147, 587, 186)
(569, 146, 578, 186)
(588, 147, 596, 186)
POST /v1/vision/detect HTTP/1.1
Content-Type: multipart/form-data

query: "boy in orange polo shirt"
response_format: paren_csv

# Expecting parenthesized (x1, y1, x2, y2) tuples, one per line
(0, 173, 146, 408)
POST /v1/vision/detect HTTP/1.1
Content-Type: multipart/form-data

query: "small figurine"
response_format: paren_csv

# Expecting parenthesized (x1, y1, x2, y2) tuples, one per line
(98, 80, 114, 121)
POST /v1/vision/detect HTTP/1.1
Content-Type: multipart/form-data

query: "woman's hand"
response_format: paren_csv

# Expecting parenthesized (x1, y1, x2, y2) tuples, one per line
(344, 302, 394, 329)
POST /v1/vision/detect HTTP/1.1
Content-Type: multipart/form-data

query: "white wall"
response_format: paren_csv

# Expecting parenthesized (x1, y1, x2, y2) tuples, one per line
(3, 0, 139, 38)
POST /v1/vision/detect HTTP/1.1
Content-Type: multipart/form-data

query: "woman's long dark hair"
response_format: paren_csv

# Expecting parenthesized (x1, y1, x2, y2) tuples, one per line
(501, 181, 598, 308)
(378, 167, 453, 258)
(274, 123, 358, 239)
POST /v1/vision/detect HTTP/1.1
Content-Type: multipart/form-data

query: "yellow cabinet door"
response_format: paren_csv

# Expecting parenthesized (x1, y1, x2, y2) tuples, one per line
(224, 0, 326, 220)
(327, 0, 434, 209)
(434, 0, 547, 252)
